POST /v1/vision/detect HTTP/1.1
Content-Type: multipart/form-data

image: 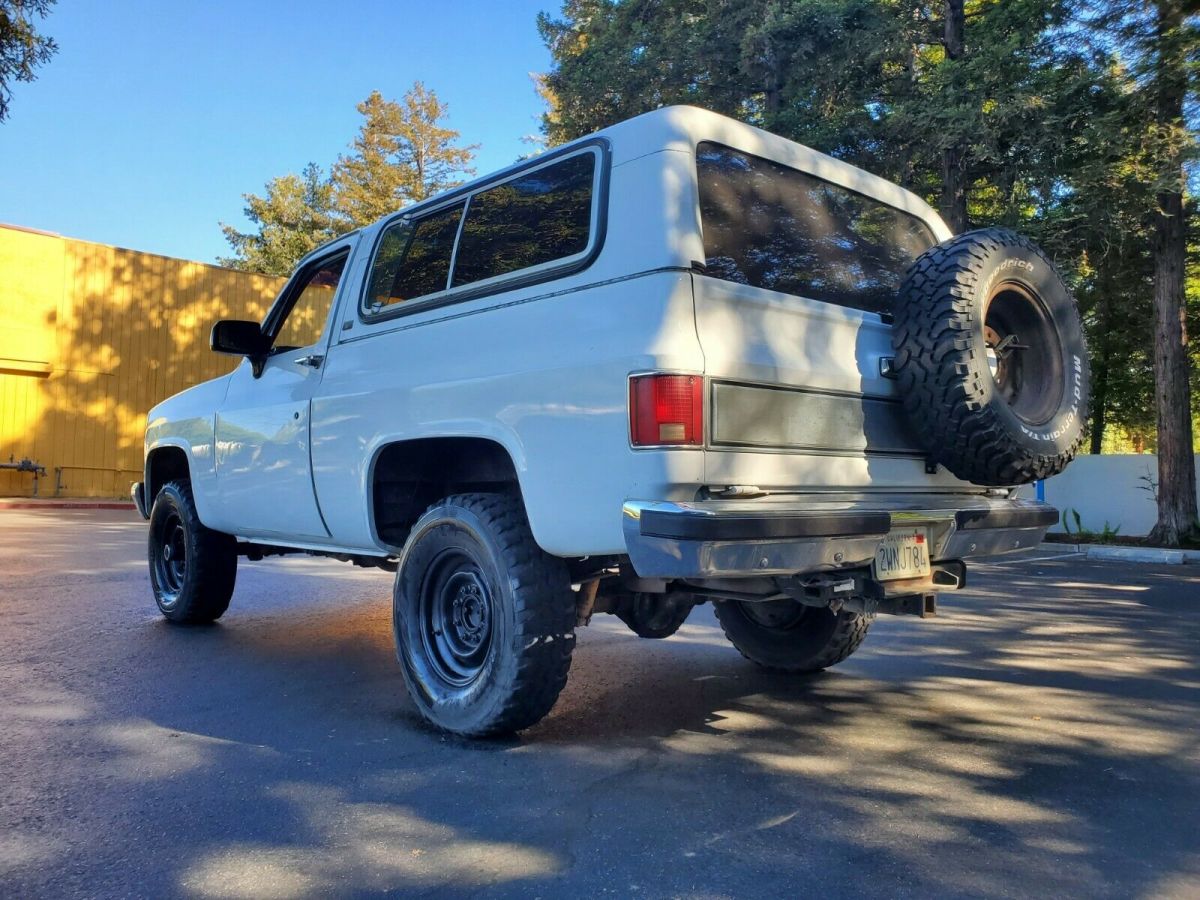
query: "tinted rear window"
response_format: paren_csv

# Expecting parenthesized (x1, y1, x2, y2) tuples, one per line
(696, 143, 935, 315)
(451, 152, 595, 288)
(366, 201, 465, 310)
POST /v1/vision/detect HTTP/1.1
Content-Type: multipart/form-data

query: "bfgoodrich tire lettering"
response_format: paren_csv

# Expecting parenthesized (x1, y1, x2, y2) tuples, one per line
(892, 228, 1089, 485)
(393, 493, 576, 737)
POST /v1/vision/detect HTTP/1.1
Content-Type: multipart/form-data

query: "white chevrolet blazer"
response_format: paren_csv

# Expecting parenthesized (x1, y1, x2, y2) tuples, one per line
(134, 106, 1088, 736)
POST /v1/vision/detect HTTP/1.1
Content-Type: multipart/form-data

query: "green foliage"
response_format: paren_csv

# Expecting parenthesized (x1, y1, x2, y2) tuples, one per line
(536, 0, 1200, 455)
(221, 82, 478, 274)
(332, 83, 478, 228)
(538, 1, 1077, 204)
(1061, 507, 1122, 542)
(0, 0, 57, 122)
(218, 164, 344, 276)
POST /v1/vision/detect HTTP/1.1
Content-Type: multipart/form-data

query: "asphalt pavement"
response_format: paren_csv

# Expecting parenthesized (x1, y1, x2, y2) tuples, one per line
(1, 509, 1198, 899)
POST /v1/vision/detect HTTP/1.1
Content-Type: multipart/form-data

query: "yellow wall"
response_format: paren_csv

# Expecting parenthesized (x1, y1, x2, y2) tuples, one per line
(0, 225, 287, 497)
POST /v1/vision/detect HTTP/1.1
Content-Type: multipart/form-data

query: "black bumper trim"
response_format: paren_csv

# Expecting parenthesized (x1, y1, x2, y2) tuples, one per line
(639, 509, 892, 542)
(955, 505, 1058, 531)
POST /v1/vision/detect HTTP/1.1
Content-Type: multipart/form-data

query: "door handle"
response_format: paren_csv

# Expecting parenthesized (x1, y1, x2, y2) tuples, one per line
(294, 354, 324, 369)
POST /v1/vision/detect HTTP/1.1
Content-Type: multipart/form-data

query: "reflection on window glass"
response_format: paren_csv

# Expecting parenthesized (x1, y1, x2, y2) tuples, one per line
(696, 143, 935, 315)
(366, 202, 465, 309)
(451, 152, 594, 287)
(274, 253, 347, 350)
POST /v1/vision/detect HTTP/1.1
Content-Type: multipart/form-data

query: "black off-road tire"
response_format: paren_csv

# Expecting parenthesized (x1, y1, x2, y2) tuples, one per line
(713, 600, 870, 673)
(147, 480, 237, 624)
(615, 593, 695, 639)
(393, 493, 576, 737)
(892, 228, 1089, 485)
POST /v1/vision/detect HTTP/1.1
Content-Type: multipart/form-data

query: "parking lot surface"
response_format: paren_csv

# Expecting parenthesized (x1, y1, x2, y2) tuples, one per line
(1, 509, 1198, 899)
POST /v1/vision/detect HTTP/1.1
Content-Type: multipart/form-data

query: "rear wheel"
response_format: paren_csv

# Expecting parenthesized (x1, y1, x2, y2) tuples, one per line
(615, 592, 695, 639)
(147, 480, 237, 624)
(393, 493, 576, 736)
(713, 599, 870, 672)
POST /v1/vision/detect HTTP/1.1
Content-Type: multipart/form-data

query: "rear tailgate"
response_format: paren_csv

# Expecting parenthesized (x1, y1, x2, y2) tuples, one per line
(691, 141, 971, 494)
(693, 275, 969, 492)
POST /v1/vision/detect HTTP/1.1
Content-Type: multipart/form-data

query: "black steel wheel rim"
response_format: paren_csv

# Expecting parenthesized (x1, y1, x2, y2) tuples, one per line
(153, 510, 188, 605)
(984, 282, 1065, 426)
(418, 549, 495, 688)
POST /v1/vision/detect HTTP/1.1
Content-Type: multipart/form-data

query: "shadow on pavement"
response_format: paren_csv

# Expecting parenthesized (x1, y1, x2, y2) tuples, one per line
(4, 519, 1199, 898)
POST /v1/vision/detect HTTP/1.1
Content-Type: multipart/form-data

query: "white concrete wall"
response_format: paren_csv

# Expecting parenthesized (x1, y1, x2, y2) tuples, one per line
(1030, 455, 1199, 537)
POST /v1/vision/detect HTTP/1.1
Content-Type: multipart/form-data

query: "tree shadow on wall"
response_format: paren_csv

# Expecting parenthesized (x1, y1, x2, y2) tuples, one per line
(34, 243, 285, 497)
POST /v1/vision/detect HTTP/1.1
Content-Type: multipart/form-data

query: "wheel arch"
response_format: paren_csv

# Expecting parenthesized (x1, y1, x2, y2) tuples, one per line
(145, 443, 191, 505)
(367, 435, 527, 550)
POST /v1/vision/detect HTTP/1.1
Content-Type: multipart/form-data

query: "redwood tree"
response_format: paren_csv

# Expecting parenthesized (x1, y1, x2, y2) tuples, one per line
(1087, 0, 1200, 544)
(941, 0, 968, 233)
(1148, 1, 1197, 545)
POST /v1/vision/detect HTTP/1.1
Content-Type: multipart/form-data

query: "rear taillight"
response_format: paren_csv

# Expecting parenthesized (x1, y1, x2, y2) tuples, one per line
(629, 374, 704, 447)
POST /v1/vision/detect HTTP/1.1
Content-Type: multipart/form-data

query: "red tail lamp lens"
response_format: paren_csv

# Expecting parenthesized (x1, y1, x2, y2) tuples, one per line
(629, 374, 704, 446)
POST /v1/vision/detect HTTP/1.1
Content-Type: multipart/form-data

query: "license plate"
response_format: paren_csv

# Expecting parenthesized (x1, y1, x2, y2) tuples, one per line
(874, 528, 931, 581)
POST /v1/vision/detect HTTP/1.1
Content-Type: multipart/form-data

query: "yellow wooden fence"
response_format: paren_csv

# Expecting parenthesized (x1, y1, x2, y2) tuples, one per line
(0, 224, 286, 497)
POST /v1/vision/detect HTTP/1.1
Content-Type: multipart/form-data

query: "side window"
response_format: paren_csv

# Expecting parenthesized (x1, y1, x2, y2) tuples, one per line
(272, 251, 348, 351)
(450, 151, 596, 288)
(365, 202, 465, 311)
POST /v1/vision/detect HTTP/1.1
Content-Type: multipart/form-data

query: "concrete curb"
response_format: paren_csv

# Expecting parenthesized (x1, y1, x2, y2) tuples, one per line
(1085, 545, 1186, 565)
(1038, 541, 1199, 565)
(0, 500, 136, 511)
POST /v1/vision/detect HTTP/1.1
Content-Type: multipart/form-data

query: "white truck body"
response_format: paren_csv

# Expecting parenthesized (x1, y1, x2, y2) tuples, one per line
(138, 105, 1052, 580)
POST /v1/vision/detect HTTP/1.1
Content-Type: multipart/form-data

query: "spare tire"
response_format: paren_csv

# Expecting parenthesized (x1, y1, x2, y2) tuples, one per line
(891, 228, 1089, 485)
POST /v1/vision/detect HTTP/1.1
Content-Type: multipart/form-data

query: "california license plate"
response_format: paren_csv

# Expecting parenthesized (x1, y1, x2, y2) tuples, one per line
(874, 528, 931, 581)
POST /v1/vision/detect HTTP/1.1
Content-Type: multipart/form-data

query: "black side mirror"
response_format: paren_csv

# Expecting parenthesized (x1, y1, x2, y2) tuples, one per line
(211, 320, 270, 376)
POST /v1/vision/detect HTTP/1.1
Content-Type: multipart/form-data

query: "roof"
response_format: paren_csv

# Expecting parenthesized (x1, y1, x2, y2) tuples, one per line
(589, 106, 950, 240)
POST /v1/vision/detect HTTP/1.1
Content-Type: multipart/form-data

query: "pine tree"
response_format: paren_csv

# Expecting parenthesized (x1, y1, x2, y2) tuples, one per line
(0, 0, 57, 121)
(218, 163, 343, 276)
(332, 83, 477, 227)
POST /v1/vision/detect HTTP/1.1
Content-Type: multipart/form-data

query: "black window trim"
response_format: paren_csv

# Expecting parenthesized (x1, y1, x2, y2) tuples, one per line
(358, 138, 611, 324)
(261, 242, 355, 352)
(694, 140, 938, 319)
(362, 197, 469, 315)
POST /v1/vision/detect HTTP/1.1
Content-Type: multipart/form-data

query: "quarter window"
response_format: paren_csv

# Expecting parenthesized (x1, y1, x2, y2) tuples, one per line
(365, 201, 466, 310)
(450, 152, 596, 288)
(696, 142, 936, 315)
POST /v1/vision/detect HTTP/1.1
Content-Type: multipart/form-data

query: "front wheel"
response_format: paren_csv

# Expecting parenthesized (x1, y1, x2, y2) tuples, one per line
(713, 599, 870, 672)
(147, 480, 237, 624)
(393, 493, 576, 737)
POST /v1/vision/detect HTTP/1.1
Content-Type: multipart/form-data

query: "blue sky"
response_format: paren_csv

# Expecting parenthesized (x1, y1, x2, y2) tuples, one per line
(0, 0, 557, 263)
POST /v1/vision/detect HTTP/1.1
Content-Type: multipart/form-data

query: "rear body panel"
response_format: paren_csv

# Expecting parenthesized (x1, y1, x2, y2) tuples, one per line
(692, 273, 972, 494)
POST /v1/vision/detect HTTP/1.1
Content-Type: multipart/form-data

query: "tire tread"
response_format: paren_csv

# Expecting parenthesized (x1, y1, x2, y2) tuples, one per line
(713, 602, 871, 673)
(149, 479, 236, 624)
(402, 492, 575, 736)
(892, 227, 1086, 485)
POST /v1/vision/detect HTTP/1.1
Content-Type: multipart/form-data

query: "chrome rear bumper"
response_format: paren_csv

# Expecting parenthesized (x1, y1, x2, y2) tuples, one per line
(621, 495, 1057, 579)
